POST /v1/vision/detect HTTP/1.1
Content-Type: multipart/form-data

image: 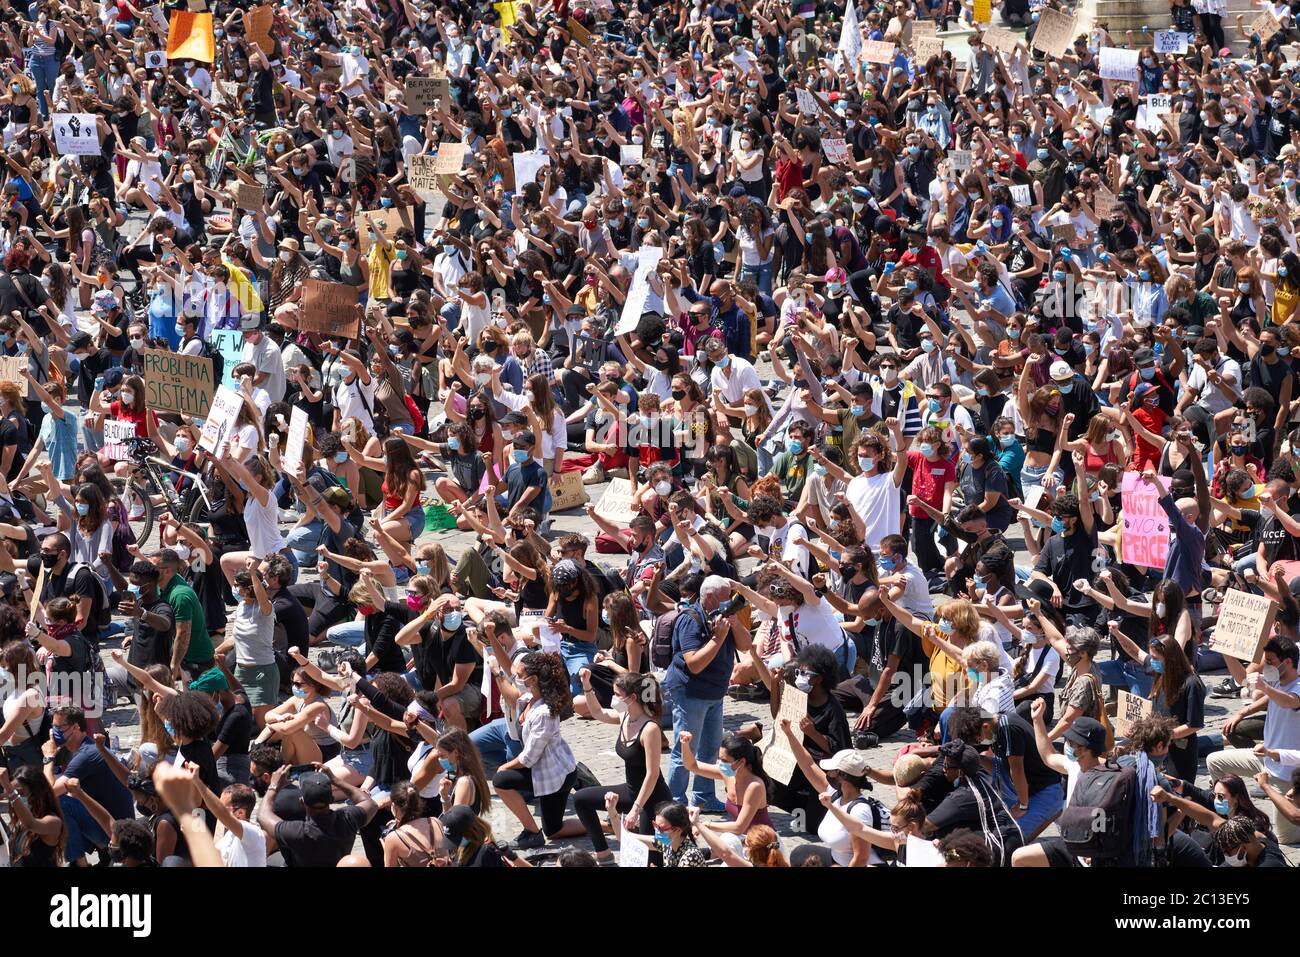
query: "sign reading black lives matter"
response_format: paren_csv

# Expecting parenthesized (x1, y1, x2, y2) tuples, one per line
(143, 349, 214, 417)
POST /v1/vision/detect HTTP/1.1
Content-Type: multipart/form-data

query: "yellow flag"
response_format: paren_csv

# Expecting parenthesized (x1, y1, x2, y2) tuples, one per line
(973, 0, 991, 23)
(223, 259, 264, 314)
(494, 1, 517, 41)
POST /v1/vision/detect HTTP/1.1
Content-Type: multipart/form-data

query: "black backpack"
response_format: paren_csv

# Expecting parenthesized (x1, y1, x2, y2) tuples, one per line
(1058, 761, 1136, 862)
(649, 609, 682, 671)
(191, 336, 224, 387)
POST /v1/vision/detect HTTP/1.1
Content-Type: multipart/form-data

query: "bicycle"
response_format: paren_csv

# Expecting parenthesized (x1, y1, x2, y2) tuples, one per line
(109, 437, 212, 547)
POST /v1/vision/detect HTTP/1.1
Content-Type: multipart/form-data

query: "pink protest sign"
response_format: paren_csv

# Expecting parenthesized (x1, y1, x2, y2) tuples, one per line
(1120, 472, 1169, 570)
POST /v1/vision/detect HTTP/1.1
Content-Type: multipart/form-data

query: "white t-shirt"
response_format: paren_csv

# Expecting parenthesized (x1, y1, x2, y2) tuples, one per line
(784, 596, 845, 653)
(335, 373, 378, 432)
(895, 561, 935, 618)
(846, 471, 901, 550)
(817, 793, 887, 866)
(215, 820, 267, 867)
(710, 356, 763, 406)
(244, 489, 286, 559)
(243, 335, 286, 403)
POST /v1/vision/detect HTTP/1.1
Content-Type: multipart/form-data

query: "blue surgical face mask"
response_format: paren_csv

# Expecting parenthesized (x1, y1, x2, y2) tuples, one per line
(335, 451, 349, 464)
(448, 437, 461, 452)
(1140, 366, 1156, 381)
(928, 398, 942, 413)
(416, 561, 432, 576)
(163, 719, 176, 738)
(850, 404, 865, 417)
(76, 502, 90, 516)
(512, 449, 528, 463)
(788, 440, 804, 456)
(439, 757, 455, 773)
(973, 575, 987, 591)
(442, 612, 464, 631)
(653, 830, 672, 847)
(1057, 381, 1074, 395)
(1214, 797, 1232, 816)
(1150, 657, 1165, 674)
(1064, 742, 1077, 761)
(877, 556, 895, 572)
(920, 339, 935, 354)
(292, 687, 308, 699)
(719, 760, 737, 778)
(1051, 516, 1067, 534)
(919, 442, 935, 457)
(128, 583, 141, 597)
(1037, 148, 1049, 161)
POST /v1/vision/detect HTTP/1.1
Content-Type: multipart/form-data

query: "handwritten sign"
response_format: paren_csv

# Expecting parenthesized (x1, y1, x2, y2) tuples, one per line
(282, 405, 308, 475)
(1094, 183, 1119, 219)
(912, 19, 937, 36)
(405, 75, 450, 114)
(973, 0, 990, 23)
(513, 151, 550, 189)
(595, 477, 637, 525)
(1032, 8, 1076, 57)
(615, 246, 664, 335)
(619, 831, 649, 867)
(198, 384, 244, 454)
(1120, 472, 1169, 570)
(407, 153, 441, 193)
(52, 113, 100, 156)
(1052, 223, 1077, 242)
(796, 88, 818, 116)
(1154, 30, 1189, 54)
(359, 205, 415, 252)
(102, 418, 136, 462)
(210, 330, 243, 389)
(143, 349, 214, 417)
(619, 144, 643, 166)
(567, 16, 593, 46)
(301, 278, 360, 338)
(1098, 46, 1139, 82)
(1010, 183, 1032, 206)
(948, 149, 972, 175)
(983, 26, 1019, 55)
(232, 180, 263, 212)
(1113, 690, 1153, 739)
(1209, 588, 1277, 663)
(915, 36, 944, 61)
(763, 684, 809, 786)
(861, 40, 896, 64)
(1251, 10, 1283, 41)
(0, 356, 24, 389)
(431, 142, 467, 175)
(822, 137, 850, 164)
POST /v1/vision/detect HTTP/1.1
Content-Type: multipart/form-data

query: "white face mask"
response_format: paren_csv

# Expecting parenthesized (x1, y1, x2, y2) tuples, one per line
(743, 403, 758, 416)
(475, 372, 490, 386)
(611, 696, 628, 714)
(129, 338, 145, 350)
(1261, 665, 1281, 686)
(175, 437, 192, 455)
(1155, 601, 1167, 618)
(279, 251, 292, 262)
(174, 543, 191, 562)
(1223, 850, 1249, 867)
(121, 391, 136, 405)
(653, 480, 672, 496)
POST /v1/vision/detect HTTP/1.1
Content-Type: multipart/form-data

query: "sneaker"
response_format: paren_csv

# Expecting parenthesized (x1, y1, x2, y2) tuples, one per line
(513, 828, 545, 850)
(852, 730, 880, 750)
(1210, 677, 1242, 699)
(727, 683, 768, 702)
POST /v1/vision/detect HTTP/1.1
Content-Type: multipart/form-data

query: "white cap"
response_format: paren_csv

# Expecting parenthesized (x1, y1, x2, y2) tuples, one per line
(1049, 360, 1073, 382)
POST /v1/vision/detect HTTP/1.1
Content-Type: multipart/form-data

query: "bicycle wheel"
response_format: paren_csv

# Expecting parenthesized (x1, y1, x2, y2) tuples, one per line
(110, 478, 154, 548)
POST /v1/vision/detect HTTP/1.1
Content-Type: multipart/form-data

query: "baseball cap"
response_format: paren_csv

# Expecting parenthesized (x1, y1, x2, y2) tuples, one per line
(188, 668, 229, 693)
(1064, 716, 1108, 754)
(1133, 382, 1157, 401)
(298, 772, 334, 807)
(1049, 360, 1073, 382)
(700, 335, 726, 355)
(239, 314, 264, 333)
(322, 486, 353, 510)
(1132, 347, 1155, 366)
(513, 428, 535, 447)
(102, 368, 125, 389)
(819, 749, 873, 778)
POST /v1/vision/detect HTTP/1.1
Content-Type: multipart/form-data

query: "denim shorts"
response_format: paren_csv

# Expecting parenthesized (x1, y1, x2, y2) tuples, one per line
(405, 507, 426, 539)
(341, 746, 373, 778)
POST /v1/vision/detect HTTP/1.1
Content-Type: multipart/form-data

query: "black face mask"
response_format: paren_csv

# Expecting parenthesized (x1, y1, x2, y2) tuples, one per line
(468, 407, 485, 421)
(671, 389, 686, 400)
(40, 552, 59, 569)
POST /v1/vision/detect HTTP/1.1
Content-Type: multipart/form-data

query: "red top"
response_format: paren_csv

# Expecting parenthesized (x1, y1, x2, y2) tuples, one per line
(109, 401, 155, 438)
(907, 450, 955, 518)
(1131, 405, 1167, 471)
(897, 244, 949, 287)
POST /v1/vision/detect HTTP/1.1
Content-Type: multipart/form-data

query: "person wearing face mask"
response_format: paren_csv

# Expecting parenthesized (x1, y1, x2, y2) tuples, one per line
(253, 667, 339, 765)
(42, 705, 135, 864)
(188, 666, 253, 787)
(101, 559, 176, 696)
(1207, 814, 1289, 867)
(1209, 636, 1300, 844)
(398, 588, 483, 732)
(572, 670, 672, 863)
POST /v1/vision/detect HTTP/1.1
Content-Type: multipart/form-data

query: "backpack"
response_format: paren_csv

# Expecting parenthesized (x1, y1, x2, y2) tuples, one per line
(649, 609, 681, 670)
(1058, 760, 1137, 862)
(192, 337, 224, 387)
(67, 563, 112, 629)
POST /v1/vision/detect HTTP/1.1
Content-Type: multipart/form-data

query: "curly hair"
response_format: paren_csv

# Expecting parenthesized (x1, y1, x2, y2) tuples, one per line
(155, 690, 219, 741)
(523, 652, 570, 716)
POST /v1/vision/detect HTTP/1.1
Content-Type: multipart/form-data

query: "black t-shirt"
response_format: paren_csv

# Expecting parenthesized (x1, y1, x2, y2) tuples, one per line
(992, 712, 1061, 795)
(364, 600, 411, 675)
(271, 589, 309, 654)
(125, 595, 176, 670)
(911, 762, 955, 814)
(216, 694, 254, 756)
(27, 559, 105, 636)
(417, 624, 482, 693)
(274, 805, 369, 867)
(871, 617, 928, 696)
(1033, 526, 1099, 611)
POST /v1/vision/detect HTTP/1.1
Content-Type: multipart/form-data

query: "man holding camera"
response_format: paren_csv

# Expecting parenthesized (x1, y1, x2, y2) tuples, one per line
(662, 573, 752, 812)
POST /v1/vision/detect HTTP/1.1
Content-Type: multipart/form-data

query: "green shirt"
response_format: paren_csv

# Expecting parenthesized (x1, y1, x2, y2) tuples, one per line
(163, 575, 212, 665)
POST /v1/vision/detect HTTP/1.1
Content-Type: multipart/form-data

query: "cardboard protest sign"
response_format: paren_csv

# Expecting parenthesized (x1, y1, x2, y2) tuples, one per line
(0, 356, 27, 395)
(861, 40, 896, 63)
(282, 406, 309, 475)
(1094, 183, 1119, 218)
(167, 11, 215, 63)
(1251, 10, 1283, 40)
(1098, 46, 1139, 82)
(915, 36, 944, 61)
(301, 279, 360, 338)
(1032, 8, 1076, 57)
(431, 142, 467, 175)
(102, 419, 137, 462)
(198, 384, 244, 454)
(1154, 30, 1188, 54)
(763, 684, 809, 786)
(52, 114, 100, 156)
(594, 477, 637, 524)
(912, 19, 937, 36)
(983, 26, 1019, 55)
(232, 180, 263, 212)
(567, 16, 593, 46)
(1113, 690, 1154, 739)
(359, 205, 416, 252)
(142, 348, 214, 417)
(28, 563, 45, 620)
(407, 153, 441, 192)
(405, 75, 450, 114)
(822, 137, 851, 164)
(244, 4, 276, 56)
(186, 0, 207, 10)
(1052, 223, 1077, 242)
(1209, 588, 1277, 663)
(1120, 472, 1169, 569)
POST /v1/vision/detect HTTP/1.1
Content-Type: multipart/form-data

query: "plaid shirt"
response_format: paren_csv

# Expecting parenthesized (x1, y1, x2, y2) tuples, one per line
(525, 349, 554, 382)
(516, 699, 577, 796)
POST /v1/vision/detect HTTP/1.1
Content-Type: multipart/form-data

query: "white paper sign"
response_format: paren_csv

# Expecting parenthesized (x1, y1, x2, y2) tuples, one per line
(796, 88, 818, 116)
(282, 405, 308, 475)
(1154, 31, 1188, 54)
(1137, 96, 1172, 133)
(538, 620, 562, 653)
(615, 246, 665, 335)
(619, 144, 643, 166)
(906, 834, 946, 867)
(620, 833, 650, 867)
(52, 113, 100, 156)
(1010, 183, 1032, 205)
(822, 137, 850, 164)
(102, 419, 136, 462)
(513, 151, 550, 188)
(198, 384, 245, 454)
(144, 51, 167, 69)
(1098, 46, 1139, 82)
(481, 649, 495, 700)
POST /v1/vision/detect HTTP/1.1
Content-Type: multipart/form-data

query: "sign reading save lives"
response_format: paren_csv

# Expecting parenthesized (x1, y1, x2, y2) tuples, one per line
(143, 349, 214, 417)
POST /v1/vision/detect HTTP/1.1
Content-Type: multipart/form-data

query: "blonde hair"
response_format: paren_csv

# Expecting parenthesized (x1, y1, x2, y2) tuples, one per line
(893, 753, 928, 788)
(934, 599, 980, 643)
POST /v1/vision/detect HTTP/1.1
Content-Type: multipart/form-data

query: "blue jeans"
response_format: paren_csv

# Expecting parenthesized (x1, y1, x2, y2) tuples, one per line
(742, 261, 774, 297)
(286, 519, 326, 568)
(1095, 657, 1154, 698)
(470, 716, 522, 768)
(326, 618, 365, 647)
(60, 794, 108, 862)
(560, 638, 598, 695)
(80, 407, 103, 454)
(29, 53, 57, 120)
(666, 688, 724, 806)
(1018, 781, 1065, 837)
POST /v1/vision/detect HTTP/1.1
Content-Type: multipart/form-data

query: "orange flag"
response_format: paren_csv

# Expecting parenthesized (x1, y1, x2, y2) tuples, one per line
(166, 11, 215, 63)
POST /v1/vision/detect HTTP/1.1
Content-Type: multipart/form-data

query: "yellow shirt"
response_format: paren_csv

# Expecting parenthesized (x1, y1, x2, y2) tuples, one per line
(920, 623, 962, 709)
(368, 243, 394, 301)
